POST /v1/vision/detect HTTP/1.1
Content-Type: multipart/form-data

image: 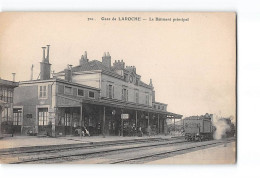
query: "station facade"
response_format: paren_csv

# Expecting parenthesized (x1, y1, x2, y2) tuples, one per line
(13, 46, 182, 137)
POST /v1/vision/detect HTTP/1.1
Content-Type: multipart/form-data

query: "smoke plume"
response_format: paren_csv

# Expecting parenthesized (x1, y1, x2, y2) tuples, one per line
(212, 114, 231, 140)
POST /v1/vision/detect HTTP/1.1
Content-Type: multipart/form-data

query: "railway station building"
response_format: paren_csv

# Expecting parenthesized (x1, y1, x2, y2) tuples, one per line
(13, 45, 182, 137)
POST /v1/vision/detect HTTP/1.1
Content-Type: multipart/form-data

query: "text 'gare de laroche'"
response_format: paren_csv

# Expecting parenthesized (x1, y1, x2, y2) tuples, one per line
(98, 17, 189, 22)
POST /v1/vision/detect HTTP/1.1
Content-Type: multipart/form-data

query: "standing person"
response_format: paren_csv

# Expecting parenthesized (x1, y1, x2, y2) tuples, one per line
(97, 123, 101, 135)
(147, 125, 151, 137)
(81, 128, 85, 137)
(132, 124, 136, 136)
(84, 126, 90, 137)
(138, 127, 143, 137)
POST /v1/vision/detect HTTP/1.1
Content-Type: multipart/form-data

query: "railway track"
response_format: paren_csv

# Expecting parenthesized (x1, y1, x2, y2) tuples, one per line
(0, 137, 186, 164)
(0, 137, 235, 164)
(108, 138, 235, 164)
(0, 136, 184, 156)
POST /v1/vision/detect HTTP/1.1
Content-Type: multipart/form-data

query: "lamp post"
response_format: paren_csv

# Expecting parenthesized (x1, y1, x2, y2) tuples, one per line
(112, 109, 116, 135)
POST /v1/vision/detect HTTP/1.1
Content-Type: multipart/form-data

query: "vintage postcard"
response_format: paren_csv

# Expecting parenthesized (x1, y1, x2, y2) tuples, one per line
(0, 12, 236, 164)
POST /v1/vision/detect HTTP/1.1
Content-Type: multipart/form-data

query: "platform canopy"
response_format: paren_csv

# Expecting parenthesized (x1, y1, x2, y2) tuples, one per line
(81, 97, 183, 119)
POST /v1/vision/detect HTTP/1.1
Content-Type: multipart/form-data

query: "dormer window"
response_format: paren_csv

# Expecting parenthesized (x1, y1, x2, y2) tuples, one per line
(129, 75, 133, 83)
(124, 74, 128, 82)
(135, 78, 139, 86)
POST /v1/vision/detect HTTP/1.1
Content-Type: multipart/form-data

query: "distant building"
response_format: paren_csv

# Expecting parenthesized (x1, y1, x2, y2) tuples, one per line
(14, 78, 100, 136)
(0, 78, 19, 135)
(13, 46, 182, 137)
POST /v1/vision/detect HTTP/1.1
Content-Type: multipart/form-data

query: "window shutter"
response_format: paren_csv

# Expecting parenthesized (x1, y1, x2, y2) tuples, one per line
(127, 90, 128, 101)
(112, 86, 114, 99)
(106, 84, 109, 97)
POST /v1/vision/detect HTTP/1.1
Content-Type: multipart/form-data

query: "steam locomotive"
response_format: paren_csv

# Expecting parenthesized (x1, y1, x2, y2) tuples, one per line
(183, 113, 235, 141)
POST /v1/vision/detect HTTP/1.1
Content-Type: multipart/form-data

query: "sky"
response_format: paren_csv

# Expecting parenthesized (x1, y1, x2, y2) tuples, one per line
(0, 12, 236, 118)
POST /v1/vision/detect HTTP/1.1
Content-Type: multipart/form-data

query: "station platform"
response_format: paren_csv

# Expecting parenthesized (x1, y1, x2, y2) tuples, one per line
(146, 141, 236, 164)
(0, 135, 178, 151)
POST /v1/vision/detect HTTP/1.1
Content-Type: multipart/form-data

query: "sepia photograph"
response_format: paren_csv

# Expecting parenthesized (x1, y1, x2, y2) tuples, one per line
(0, 12, 236, 164)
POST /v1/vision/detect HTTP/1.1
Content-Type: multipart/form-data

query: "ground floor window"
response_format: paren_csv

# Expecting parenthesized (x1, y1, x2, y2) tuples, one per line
(13, 108, 22, 125)
(65, 112, 71, 126)
(72, 112, 79, 127)
(38, 108, 49, 126)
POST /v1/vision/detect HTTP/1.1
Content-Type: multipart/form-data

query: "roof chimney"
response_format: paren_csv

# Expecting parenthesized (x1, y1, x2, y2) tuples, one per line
(64, 64, 73, 82)
(149, 79, 153, 87)
(113, 59, 125, 69)
(31, 64, 34, 80)
(102, 52, 111, 68)
(42, 47, 46, 62)
(40, 45, 51, 80)
(80, 51, 89, 66)
(46, 45, 50, 62)
(12, 73, 16, 82)
(84, 51, 88, 61)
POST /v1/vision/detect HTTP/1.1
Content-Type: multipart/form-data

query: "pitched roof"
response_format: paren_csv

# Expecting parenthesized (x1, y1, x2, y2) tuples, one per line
(58, 60, 152, 89)
(139, 80, 152, 89)
(0, 79, 19, 87)
(69, 60, 109, 72)
(184, 114, 212, 120)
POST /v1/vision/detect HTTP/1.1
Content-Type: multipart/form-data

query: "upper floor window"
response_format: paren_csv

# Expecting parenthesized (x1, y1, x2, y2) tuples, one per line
(122, 88, 128, 101)
(1, 107, 11, 121)
(77, 89, 84, 96)
(162, 106, 164, 110)
(0, 87, 13, 103)
(135, 91, 139, 103)
(39, 85, 47, 99)
(57, 85, 64, 94)
(64, 86, 72, 95)
(2, 89, 7, 102)
(8, 90, 13, 103)
(145, 93, 149, 105)
(89, 91, 95, 98)
(158, 105, 161, 110)
(106, 84, 114, 99)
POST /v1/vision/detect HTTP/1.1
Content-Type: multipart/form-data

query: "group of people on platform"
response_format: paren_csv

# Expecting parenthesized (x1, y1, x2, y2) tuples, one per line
(74, 124, 156, 137)
(74, 126, 90, 137)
